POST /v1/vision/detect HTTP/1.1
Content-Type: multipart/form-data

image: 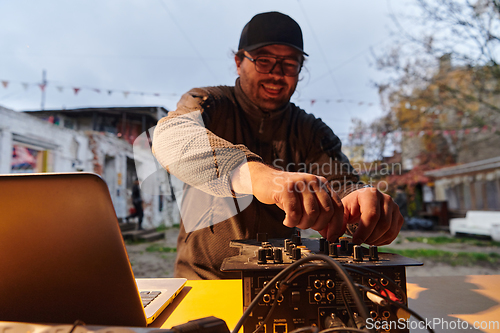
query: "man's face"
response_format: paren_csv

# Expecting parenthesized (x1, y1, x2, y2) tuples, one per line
(235, 44, 302, 112)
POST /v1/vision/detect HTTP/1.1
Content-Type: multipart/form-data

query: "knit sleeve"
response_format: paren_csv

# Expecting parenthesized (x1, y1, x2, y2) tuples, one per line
(152, 88, 262, 197)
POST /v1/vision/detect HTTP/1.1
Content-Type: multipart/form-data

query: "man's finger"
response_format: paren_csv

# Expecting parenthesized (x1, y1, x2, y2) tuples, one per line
(308, 177, 334, 231)
(363, 195, 392, 244)
(295, 190, 320, 229)
(281, 184, 302, 228)
(350, 188, 381, 244)
(326, 190, 345, 242)
(374, 205, 403, 245)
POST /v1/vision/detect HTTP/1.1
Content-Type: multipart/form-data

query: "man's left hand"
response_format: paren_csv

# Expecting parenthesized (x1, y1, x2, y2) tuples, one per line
(324, 187, 403, 246)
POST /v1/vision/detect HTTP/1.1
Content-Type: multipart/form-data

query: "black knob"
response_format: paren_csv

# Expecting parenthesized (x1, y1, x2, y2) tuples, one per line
(266, 247, 274, 260)
(340, 239, 349, 252)
(369, 245, 379, 261)
(347, 242, 355, 255)
(258, 247, 267, 264)
(257, 233, 268, 242)
(353, 245, 364, 261)
(288, 244, 296, 256)
(274, 248, 283, 263)
(319, 238, 326, 252)
(292, 247, 301, 261)
(329, 243, 338, 258)
(292, 234, 302, 245)
(284, 239, 291, 253)
(323, 241, 330, 255)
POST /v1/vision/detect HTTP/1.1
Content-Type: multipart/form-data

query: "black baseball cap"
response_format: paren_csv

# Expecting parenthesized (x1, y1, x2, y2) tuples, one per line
(238, 12, 308, 56)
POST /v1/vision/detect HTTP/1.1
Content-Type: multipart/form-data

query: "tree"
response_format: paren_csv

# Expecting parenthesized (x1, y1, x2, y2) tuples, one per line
(369, 0, 500, 170)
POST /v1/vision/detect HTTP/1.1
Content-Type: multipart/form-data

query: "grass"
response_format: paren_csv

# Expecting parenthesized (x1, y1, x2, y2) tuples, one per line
(146, 243, 177, 253)
(404, 236, 500, 247)
(156, 223, 180, 232)
(381, 247, 500, 266)
(125, 239, 146, 245)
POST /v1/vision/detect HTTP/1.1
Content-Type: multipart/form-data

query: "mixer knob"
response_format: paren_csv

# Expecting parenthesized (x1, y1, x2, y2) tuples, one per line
(353, 245, 364, 261)
(258, 247, 267, 264)
(292, 247, 301, 261)
(347, 242, 355, 255)
(323, 240, 330, 255)
(274, 248, 283, 263)
(329, 243, 338, 258)
(369, 245, 379, 261)
(292, 234, 302, 245)
(340, 239, 349, 253)
(319, 238, 326, 252)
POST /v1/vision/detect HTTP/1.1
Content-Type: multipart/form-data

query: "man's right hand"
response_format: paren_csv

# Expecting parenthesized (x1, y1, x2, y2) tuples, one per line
(231, 162, 344, 238)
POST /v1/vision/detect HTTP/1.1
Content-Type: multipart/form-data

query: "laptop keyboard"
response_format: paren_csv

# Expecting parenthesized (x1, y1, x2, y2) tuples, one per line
(140, 291, 162, 308)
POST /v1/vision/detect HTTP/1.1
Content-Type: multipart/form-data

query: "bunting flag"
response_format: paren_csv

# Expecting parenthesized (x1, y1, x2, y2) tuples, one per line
(348, 125, 499, 141)
(0, 78, 180, 100)
(0, 78, 490, 110)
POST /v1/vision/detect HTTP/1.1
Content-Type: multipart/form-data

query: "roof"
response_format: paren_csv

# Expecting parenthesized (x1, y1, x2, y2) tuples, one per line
(22, 106, 169, 121)
(424, 156, 500, 178)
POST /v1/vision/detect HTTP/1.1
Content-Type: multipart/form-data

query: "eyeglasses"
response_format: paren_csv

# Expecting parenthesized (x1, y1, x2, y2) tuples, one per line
(244, 55, 302, 77)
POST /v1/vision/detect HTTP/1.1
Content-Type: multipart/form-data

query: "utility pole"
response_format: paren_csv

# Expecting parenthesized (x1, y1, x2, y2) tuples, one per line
(41, 69, 47, 110)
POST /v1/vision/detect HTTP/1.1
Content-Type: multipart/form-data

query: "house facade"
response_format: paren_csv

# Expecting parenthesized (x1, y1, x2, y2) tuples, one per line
(0, 105, 181, 228)
(425, 156, 500, 213)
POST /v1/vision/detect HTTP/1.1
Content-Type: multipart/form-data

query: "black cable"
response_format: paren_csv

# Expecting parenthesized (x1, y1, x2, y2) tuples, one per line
(252, 264, 328, 333)
(232, 254, 372, 333)
(355, 284, 435, 333)
(68, 320, 85, 333)
(251, 297, 279, 333)
(340, 284, 356, 328)
(318, 328, 368, 333)
(289, 326, 319, 333)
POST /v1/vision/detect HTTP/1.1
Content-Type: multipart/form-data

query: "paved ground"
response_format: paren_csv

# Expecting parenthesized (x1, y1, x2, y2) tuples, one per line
(125, 227, 500, 278)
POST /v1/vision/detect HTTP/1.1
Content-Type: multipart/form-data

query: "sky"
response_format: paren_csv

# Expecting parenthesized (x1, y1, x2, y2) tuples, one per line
(0, 0, 414, 142)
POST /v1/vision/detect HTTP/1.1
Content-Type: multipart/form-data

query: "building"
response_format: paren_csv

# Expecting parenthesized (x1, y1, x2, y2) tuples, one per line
(400, 55, 500, 171)
(425, 156, 500, 213)
(0, 105, 181, 228)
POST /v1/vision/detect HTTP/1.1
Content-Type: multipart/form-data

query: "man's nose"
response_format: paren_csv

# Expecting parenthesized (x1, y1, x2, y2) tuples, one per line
(270, 60, 285, 77)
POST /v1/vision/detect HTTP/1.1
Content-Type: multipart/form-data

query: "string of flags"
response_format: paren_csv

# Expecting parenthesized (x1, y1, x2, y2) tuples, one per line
(295, 97, 375, 107)
(1, 79, 178, 99)
(1, 78, 377, 107)
(348, 125, 498, 140)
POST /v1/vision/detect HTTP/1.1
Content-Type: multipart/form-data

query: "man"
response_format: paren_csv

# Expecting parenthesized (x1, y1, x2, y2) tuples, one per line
(153, 12, 403, 279)
(126, 179, 144, 230)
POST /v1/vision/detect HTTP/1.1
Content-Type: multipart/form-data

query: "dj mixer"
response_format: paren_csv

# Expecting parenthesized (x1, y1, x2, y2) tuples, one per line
(221, 233, 422, 333)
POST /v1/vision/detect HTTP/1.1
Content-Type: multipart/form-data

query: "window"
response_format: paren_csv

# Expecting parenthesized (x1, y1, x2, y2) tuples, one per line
(486, 180, 500, 210)
(11, 144, 52, 173)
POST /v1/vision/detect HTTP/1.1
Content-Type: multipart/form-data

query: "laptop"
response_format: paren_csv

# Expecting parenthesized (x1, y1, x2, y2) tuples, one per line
(0, 172, 186, 327)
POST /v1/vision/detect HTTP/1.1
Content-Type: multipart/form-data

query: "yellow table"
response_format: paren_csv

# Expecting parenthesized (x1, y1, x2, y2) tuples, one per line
(153, 276, 500, 333)
(152, 280, 242, 330)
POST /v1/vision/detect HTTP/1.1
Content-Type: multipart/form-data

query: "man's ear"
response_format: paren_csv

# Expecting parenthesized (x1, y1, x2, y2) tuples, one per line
(235, 55, 242, 76)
